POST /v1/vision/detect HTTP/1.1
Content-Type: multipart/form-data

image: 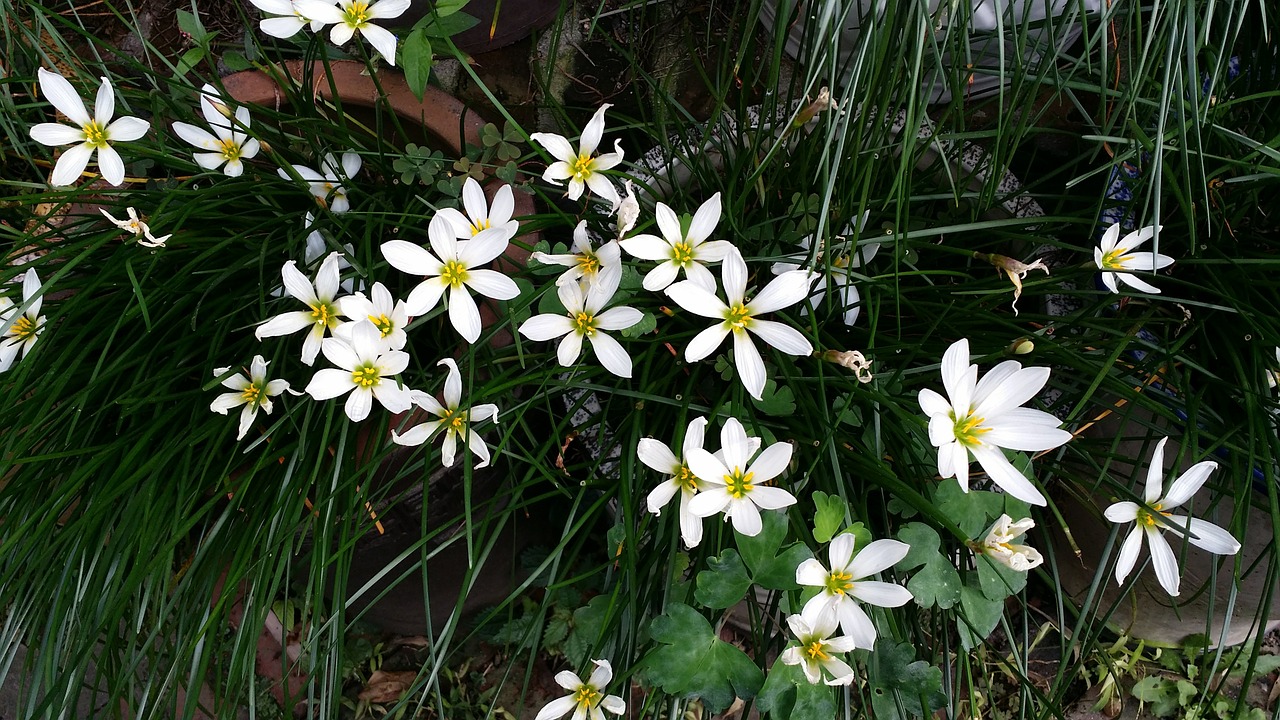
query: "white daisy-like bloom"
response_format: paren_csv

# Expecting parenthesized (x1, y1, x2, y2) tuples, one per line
(1094, 223, 1175, 294)
(249, 0, 335, 38)
(517, 266, 642, 378)
(530, 104, 625, 207)
(795, 533, 912, 650)
(279, 152, 362, 213)
(100, 207, 171, 247)
(255, 252, 345, 366)
(381, 216, 520, 344)
(534, 659, 626, 720)
(336, 281, 408, 351)
(917, 338, 1073, 506)
(391, 358, 500, 468)
(209, 355, 292, 440)
(530, 221, 622, 288)
(304, 320, 412, 422)
(770, 212, 877, 326)
(0, 269, 47, 373)
(29, 68, 150, 186)
(779, 605, 857, 686)
(640, 417, 710, 548)
(664, 247, 815, 401)
(293, 0, 411, 66)
(1104, 437, 1241, 597)
(171, 89, 261, 177)
(619, 193, 735, 292)
(436, 177, 520, 241)
(977, 514, 1043, 571)
(685, 417, 797, 537)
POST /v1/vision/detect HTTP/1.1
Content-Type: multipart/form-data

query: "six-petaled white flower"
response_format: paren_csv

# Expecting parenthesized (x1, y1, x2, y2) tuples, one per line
(531, 221, 622, 287)
(255, 252, 346, 365)
(620, 193, 734, 292)
(780, 605, 857, 686)
(771, 212, 877, 326)
(0, 269, 47, 373)
(336, 281, 408, 351)
(518, 266, 642, 377)
(534, 659, 626, 720)
(1094, 223, 1175, 294)
(665, 247, 815, 400)
(249, 0, 335, 38)
(29, 68, 150, 186)
(210, 355, 292, 440)
(294, 0, 411, 65)
(917, 338, 1072, 506)
(436, 177, 520, 241)
(685, 417, 797, 536)
(530, 104, 625, 207)
(976, 514, 1043, 571)
(100, 207, 171, 247)
(279, 152, 362, 213)
(171, 89, 261, 177)
(304, 320, 412, 422)
(795, 532, 912, 649)
(392, 358, 500, 468)
(382, 216, 520, 344)
(1104, 436, 1241, 597)
(640, 417, 710, 548)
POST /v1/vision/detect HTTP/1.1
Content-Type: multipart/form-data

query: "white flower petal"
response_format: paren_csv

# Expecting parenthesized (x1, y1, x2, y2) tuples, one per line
(38, 68, 91, 127)
(1163, 515, 1240, 555)
(749, 319, 812, 356)
(50, 143, 93, 186)
(588, 332, 633, 377)
(1147, 527, 1181, 596)
(732, 329, 767, 400)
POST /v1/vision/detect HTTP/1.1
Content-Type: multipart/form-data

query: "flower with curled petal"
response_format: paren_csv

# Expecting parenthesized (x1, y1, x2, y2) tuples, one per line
(100, 207, 171, 247)
(381, 216, 520, 344)
(436, 177, 520, 241)
(771, 212, 877, 326)
(534, 659, 625, 720)
(255, 252, 345, 366)
(530, 104, 624, 207)
(293, 0, 410, 65)
(917, 338, 1072, 506)
(664, 247, 815, 401)
(795, 532, 912, 650)
(620, 193, 734, 292)
(279, 152, 362, 213)
(249, 0, 335, 37)
(210, 355, 292, 440)
(1104, 436, 1241, 597)
(780, 605, 857, 685)
(171, 88, 261, 177)
(685, 417, 797, 537)
(29, 68, 149, 186)
(1094, 223, 1175, 294)
(336, 281, 408, 351)
(0, 269, 47, 373)
(518, 266, 642, 377)
(641, 417, 710, 548)
(531, 221, 621, 288)
(976, 514, 1043, 571)
(392, 358, 500, 468)
(304, 320, 412, 422)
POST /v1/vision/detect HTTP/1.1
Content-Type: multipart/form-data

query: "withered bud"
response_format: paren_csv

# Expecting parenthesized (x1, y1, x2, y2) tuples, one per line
(823, 349, 873, 383)
(793, 86, 838, 131)
(975, 252, 1049, 316)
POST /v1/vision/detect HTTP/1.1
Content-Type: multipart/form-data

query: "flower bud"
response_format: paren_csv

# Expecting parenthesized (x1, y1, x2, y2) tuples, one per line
(823, 349, 873, 383)
(977, 514, 1043, 571)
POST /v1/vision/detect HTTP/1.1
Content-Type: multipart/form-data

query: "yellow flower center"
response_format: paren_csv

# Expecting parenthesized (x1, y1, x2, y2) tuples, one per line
(571, 685, 600, 708)
(82, 120, 108, 149)
(804, 640, 830, 661)
(675, 464, 698, 493)
(723, 468, 754, 499)
(831, 253, 850, 269)
(368, 313, 395, 338)
(570, 153, 595, 181)
(576, 251, 601, 276)
(440, 260, 469, 289)
(219, 138, 242, 162)
(671, 241, 694, 266)
(1100, 248, 1127, 270)
(311, 301, 338, 328)
(9, 315, 38, 341)
(240, 383, 262, 407)
(343, 0, 370, 26)
(573, 311, 596, 336)
(724, 302, 752, 330)
(1137, 503, 1169, 528)
(952, 411, 991, 447)
(441, 409, 466, 433)
(470, 218, 491, 236)
(351, 365, 381, 388)
(824, 570, 854, 596)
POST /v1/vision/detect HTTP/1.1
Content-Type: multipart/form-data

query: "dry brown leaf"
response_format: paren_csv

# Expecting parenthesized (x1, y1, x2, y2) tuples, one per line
(357, 670, 418, 704)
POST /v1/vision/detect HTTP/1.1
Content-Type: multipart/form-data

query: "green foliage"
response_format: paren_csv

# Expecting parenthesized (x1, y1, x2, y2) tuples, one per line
(750, 380, 796, 416)
(757, 659, 836, 720)
(694, 549, 752, 609)
(734, 511, 812, 591)
(810, 491, 845, 543)
(641, 603, 764, 713)
(895, 523, 962, 609)
(868, 642, 947, 720)
(392, 143, 445, 186)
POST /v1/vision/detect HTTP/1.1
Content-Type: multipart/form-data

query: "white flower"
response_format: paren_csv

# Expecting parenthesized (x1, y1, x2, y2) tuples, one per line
(100, 207, 171, 247)
(29, 68, 149, 186)
(301, 212, 361, 293)
(279, 152, 362, 213)
(771, 212, 877, 326)
(795, 533, 912, 650)
(304, 320, 412, 422)
(615, 180, 639, 239)
(665, 247, 815, 401)
(619, 193, 735, 292)
(0, 269, 47, 373)
(171, 89, 261, 177)
(640, 417, 710, 548)
(685, 417, 797, 536)
(336, 281, 408, 351)
(255, 252, 345, 365)
(530, 221, 622, 288)
(976, 514, 1043, 571)
(1267, 347, 1280, 390)
(917, 338, 1072, 506)
(249, 0, 335, 37)
(294, 0, 410, 66)
(1094, 223, 1175, 294)
(530, 104, 625, 207)
(779, 605, 857, 685)
(391, 358, 500, 468)
(210, 355, 292, 440)
(381, 216, 520, 344)
(1104, 437, 1241, 597)
(518, 266, 642, 377)
(534, 659, 626, 720)
(436, 177, 520, 241)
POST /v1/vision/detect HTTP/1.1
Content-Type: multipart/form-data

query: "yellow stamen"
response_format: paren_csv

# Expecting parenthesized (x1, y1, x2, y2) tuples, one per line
(440, 260, 469, 289)
(369, 313, 395, 338)
(9, 315, 38, 341)
(471, 218, 491, 236)
(352, 366, 381, 388)
(1100, 248, 1127, 270)
(824, 570, 854, 596)
(82, 120, 108, 149)
(219, 138, 242, 162)
(570, 154, 594, 181)
(344, 0, 370, 26)
(724, 302, 752, 330)
(723, 468, 754, 499)
(573, 311, 596, 336)
(311, 301, 337, 328)
(240, 383, 262, 406)
(1137, 503, 1170, 528)
(577, 252, 601, 276)
(804, 640, 829, 661)
(952, 412, 991, 447)
(675, 465, 698, 493)
(571, 685, 600, 708)
(671, 241, 694, 266)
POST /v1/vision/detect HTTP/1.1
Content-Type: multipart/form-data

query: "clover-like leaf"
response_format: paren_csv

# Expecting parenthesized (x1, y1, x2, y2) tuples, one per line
(695, 549, 752, 609)
(736, 511, 812, 591)
(642, 603, 764, 712)
(868, 642, 946, 720)
(896, 522, 962, 609)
